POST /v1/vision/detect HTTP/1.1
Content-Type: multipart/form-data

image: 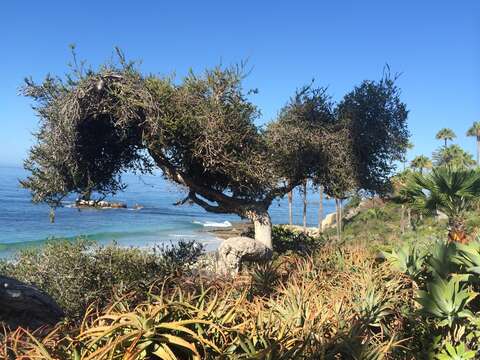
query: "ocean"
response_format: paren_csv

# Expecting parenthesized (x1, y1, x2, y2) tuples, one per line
(0, 165, 335, 257)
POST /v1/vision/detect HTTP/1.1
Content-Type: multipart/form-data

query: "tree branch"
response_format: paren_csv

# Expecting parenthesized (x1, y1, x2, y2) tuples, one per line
(189, 192, 233, 214)
(148, 148, 250, 207)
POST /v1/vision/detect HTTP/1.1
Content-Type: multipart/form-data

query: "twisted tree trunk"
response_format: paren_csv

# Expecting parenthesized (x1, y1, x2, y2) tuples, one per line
(245, 207, 273, 249)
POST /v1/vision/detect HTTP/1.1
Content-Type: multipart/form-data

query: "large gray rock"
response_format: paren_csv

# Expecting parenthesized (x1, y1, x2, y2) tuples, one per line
(0, 276, 64, 329)
(217, 237, 272, 275)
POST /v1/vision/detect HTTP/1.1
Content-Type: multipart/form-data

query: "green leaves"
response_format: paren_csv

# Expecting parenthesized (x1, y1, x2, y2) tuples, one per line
(416, 278, 476, 328)
(437, 342, 476, 360)
(453, 240, 480, 276)
(427, 241, 459, 280)
(405, 167, 480, 217)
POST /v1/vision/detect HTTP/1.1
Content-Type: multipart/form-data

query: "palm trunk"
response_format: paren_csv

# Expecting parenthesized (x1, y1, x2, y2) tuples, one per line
(448, 217, 467, 243)
(335, 198, 341, 241)
(400, 205, 405, 234)
(339, 199, 343, 238)
(318, 186, 323, 232)
(303, 180, 307, 231)
(287, 190, 293, 225)
(476, 137, 480, 166)
(407, 208, 412, 229)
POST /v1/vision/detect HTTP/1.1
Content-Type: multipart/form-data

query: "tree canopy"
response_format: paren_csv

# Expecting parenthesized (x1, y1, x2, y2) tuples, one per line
(466, 121, 480, 139)
(336, 76, 409, 195)
(433, 145, 475, 169)
(21, 53, 409, 247)
(410, 155, 432, 174)
(435, 128, 456, 147)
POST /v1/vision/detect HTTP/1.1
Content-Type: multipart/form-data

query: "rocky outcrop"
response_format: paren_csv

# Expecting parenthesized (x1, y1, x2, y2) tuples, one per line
(344, 198, 384, 221)
(0, 276, 64, 329)
(217, 237, 272, 275)
(321, 212, 337, 230)
(75, 199, 127, 208)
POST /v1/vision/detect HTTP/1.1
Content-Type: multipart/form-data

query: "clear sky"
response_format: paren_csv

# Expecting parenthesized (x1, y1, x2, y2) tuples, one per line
(1, 0, 479, 166)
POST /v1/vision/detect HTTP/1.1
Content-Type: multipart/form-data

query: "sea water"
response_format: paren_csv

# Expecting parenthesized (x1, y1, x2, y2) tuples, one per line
(0, 165, 335, 257)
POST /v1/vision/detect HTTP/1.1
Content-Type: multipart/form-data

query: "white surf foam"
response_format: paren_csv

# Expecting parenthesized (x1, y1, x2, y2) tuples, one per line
(193, 220, 232, 228)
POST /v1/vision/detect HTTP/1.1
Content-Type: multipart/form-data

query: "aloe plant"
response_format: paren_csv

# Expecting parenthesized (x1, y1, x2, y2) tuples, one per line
(416, 277, 476, 328)
(355, 286, 393, 332)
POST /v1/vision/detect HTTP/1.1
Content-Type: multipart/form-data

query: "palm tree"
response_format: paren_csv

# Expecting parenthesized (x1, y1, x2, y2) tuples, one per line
(287, 189, 293, 225)
(466, 121, 480, 166)
(401, 141, 414, 170)
(392, 169, 414, 232)
(401, 167, 480, 243)
(436, 128, 456, 147)
(410, 155, 432, 174)
(302, 180, 307, 231)
(433, 145, 476, 169)
(318, 185, 323, 232)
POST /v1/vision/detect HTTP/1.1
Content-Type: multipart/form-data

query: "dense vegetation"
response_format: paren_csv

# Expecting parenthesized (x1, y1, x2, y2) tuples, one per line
(4, 50, 480, 358)
(2, 198, 480, 359)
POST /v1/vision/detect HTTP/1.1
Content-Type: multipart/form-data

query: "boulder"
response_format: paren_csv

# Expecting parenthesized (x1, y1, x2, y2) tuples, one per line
(110, 202, 127, 209)
(0, 276, 64, 329)
(321, 212, 337, 230)
(436, 210, 448, 220)
(217, 237, 272, 275)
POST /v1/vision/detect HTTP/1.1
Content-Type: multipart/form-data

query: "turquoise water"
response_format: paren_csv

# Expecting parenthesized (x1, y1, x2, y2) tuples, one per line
(0, 165, 335, 256)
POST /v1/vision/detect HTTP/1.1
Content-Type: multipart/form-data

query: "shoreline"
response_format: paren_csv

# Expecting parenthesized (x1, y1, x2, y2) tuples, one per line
(202, 221, 251, 240)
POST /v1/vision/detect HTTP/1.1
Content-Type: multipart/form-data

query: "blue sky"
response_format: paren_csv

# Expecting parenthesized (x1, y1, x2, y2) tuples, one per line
(1, 0, 479, 166)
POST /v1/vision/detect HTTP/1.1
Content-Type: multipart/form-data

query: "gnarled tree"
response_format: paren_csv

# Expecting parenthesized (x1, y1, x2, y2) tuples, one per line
(21, 55, 409, 249)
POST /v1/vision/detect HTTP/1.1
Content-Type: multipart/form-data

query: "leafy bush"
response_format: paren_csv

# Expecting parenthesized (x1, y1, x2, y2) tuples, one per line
(0, 238, 204, 319)
(241, 225, 323, 255)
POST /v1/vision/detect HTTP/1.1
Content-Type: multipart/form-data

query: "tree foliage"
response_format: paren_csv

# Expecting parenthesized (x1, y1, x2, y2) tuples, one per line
(400, 167, 480, 242)
(466, 122, 480, 138)
(336, 74, 409, 195)
(410, 155, 432, 173)
(433, 145, 475, 169)
(21, 52, 409, 245)
(436, 128, 456, 147)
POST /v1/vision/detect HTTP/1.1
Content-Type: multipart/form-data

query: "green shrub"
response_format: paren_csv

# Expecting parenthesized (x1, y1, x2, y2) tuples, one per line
(0, 238, 204, 319)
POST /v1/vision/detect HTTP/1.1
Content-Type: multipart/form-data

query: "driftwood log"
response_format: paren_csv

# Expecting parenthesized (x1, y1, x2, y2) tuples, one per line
(0, 276, 64, 329)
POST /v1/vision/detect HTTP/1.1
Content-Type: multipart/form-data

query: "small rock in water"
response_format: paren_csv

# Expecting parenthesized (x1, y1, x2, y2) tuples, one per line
(75, 199, 127, 209)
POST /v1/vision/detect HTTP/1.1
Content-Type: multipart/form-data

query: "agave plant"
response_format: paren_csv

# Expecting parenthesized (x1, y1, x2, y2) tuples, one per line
(400, 167, 480, 243)
(416, 277, 476, 328)
(383, 242, 426, 282)
(453, 240, 480, 276)
(437, 342, 476, 360)
(426, 241, 459, 280)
